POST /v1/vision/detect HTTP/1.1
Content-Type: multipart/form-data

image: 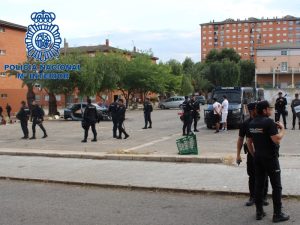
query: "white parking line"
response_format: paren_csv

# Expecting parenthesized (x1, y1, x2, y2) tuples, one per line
(124, 125, 206, 151)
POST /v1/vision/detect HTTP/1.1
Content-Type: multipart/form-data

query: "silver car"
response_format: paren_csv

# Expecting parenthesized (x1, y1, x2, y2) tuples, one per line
(159, 96, 185, 109)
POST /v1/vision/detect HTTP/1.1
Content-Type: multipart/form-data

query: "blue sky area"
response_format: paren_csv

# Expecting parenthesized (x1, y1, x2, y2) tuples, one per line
(1, 0, 300, 62)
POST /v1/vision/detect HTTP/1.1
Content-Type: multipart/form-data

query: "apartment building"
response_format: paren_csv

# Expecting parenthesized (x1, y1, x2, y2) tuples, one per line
(255, 43, 300, 88)
(200, 15, 300, 62)
(0, 20, 27, 114)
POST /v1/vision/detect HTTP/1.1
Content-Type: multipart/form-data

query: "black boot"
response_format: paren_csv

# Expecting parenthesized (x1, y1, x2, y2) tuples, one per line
(81, 139, 87, 143)
(42, 134, 48, 138)
(142, 127, 147, 129)
(245, 197, 255, 206)
(29, 134, 36, 140)
(148, 123, 152, 128)
(124, 133, 129, 139)
(91, 138, 97, 142)
(273, 212, 290, 223)
(256, 210, 266, 220)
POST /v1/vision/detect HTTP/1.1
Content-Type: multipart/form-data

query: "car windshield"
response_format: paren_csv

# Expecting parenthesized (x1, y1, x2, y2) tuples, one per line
(213, 91, 241, 103)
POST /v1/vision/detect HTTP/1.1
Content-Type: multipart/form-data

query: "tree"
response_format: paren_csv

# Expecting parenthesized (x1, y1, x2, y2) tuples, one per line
(206, 48, 241, 63)
(180, 75, 194, 96)
(239, 60, 255, 86)
(166, 59, 182, 76)
(182, 57, 194, 75)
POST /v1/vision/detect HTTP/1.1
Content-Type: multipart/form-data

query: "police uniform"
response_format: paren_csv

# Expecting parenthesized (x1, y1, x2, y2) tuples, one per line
(30, 105, 47, 139)
(16, 104, 30, 138)
(6, 104, 12, 119)
(190, 98, 200, 132)
(182, 98, 193, 135)
(109, 102, 119, 138)
(239, 115, 268, 206)
(275, 94, 287, 128)
(247, 102, 289, 222)
(291, 96, 300, 129)
(116, 103, 129, 139)
(82, 103, 98, 142)
(143, 100, 153, 129)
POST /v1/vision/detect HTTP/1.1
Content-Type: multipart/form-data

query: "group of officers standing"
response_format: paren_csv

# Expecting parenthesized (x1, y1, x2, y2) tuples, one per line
(236, 98, 293, 223)
(181, 95, 201, 136)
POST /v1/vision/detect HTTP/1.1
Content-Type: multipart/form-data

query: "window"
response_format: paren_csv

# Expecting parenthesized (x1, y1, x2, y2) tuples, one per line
(244, 40, 248, 44)
(263, 22, 267, 25)
(263, 28, 267, 31)
(283, 21, 287, 24)
(281, 62, 288, 72)
(0, 27, 5, 32)
(283, 33, 287, 36)
(232, 29, 236, 32)
(269, 34, 273, 37)
(202, 31, 206, 34)
(283, 27, 287, 30)
(244, 35, 248, 38)
(276, 27, 281, 31)
(289, 21, 294, 25)
(1, 93, 8, 98)
(209, 36, 212, 39)
(203, 48, 207, 51)
(0, 50, 6, 55)
(269, 28, 273, 31)
(277, 40, 281, 43)
(277, 33, 281, 36)
(269, 22, 273, 25)
(269, 40, 273, 43)
(263, 34, 267, 37)
(238, 41, 242, 44)
(244, 29, 248, 32)
(203, 37, 206, 40)
(232, 35, 236, 38)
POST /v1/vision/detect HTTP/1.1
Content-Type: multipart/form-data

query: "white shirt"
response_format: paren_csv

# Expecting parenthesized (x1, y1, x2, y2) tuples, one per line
(222, 99, 229, 113)
(213, 102, 221, 115)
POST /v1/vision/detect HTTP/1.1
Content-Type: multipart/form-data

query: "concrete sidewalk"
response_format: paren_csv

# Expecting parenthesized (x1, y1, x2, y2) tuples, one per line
(0, 155, 299, 197)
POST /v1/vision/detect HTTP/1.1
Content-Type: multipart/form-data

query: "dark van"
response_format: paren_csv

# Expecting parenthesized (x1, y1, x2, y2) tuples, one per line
(204, 87, 256, 129)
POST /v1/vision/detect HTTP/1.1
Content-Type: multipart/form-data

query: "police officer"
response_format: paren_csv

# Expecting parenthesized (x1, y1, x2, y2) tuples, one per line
(82, 98, 98, 143)
(30, 101, 47, 139)
(291, 93, 300, 130)
(109, 100, 119, 138)
(116, 99, 129, 139)
(142, 97, 153, 129)
(182, 96, 193, 136)
(6, 103, 12, 120)
(190, 95, 200, 132)
(16, 101, 30, 139)
(247, 101, 289, 222)
(275, 92, 287, 129)
(236, 102, 268, 207)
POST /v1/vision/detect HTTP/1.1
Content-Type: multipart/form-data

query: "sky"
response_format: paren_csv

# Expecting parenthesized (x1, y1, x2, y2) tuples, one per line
(1, 0, 300, 62)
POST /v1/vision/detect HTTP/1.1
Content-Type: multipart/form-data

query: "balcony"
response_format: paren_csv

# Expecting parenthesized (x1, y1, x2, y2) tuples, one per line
(256, 67, 300, 74)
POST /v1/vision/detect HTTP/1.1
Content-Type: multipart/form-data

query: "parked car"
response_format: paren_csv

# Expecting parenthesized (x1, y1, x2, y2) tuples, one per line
(159, 96, 185, 109)
(195, 95, 206, 105)
(64, 103, 112, 121)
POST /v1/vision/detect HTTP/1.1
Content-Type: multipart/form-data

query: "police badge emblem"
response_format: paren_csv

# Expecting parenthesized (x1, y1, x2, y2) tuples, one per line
(25, 10, 62, 62)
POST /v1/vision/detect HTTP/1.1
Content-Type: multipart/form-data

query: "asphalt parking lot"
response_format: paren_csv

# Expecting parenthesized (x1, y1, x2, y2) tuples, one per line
(0, 107, 299, 156)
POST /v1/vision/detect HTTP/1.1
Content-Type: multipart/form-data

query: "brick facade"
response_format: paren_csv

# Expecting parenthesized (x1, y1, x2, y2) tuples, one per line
(200, 16, 300, 62)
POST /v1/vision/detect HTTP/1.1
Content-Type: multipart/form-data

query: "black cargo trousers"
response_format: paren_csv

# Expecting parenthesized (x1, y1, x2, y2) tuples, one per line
(254, 156, 282, 214)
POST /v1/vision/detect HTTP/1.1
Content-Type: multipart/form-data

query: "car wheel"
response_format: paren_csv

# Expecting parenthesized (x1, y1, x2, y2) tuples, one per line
(160, 105, 166, 109)
(179, 104, 183, 109)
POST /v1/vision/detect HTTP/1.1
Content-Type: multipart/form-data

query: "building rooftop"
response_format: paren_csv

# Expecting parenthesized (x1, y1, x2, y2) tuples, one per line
(61, 44, 159, 61)
(200, 15, 300, 26)
(257, 43, 300, 50)
(0, 19, 27, 31)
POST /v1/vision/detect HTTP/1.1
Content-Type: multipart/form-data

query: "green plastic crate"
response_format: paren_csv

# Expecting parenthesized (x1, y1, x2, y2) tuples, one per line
(176, 133, 198, 155)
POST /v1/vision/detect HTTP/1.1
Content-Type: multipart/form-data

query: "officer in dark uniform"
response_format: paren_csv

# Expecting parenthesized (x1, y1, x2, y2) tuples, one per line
(291, 93, 300, 130)
(16, 101, 30, 139)
(109, 100, 119, 138)
(275, 92, 287, 129)
(82, 99, 98, 143)
(30, 101, 47, 139)
(247, 101, 289, 222)
(116, 99, 129, 139)
(190, 95, 200, 132)
(6, 103, 12, 120)
(142, 97, 153, 129)
(236, 102, 269, 207)
(182, 96, 193, 136)
(0, 106, 3, 118)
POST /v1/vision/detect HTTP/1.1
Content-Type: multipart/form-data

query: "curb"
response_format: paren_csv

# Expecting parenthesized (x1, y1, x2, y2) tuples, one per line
(0, 151, 223, 164)
(1, 176, 299, 199)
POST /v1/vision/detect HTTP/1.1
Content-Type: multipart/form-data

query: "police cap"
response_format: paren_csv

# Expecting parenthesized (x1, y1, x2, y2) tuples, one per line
(247, 102, 256, 111)
(256, 100, 273, 112)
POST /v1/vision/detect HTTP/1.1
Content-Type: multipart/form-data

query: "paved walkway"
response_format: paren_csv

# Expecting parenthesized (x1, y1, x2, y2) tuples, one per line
(0, 155, 299, 197)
